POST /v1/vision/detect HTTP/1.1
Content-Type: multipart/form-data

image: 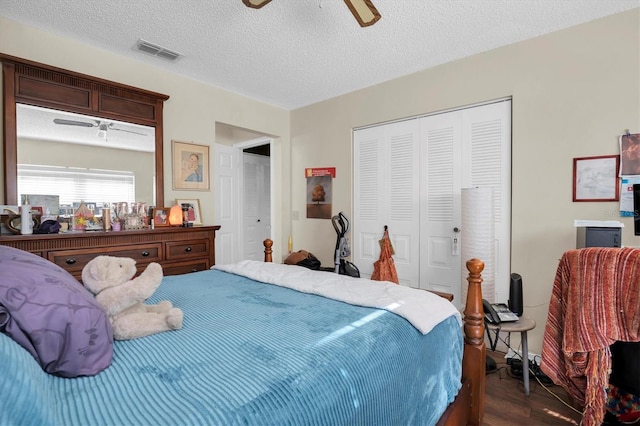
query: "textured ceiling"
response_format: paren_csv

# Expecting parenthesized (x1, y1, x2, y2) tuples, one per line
(1, 0, 638, 110)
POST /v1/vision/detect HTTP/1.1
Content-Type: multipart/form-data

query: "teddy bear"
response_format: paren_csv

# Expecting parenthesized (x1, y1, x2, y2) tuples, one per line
(81, 256, 183, 340)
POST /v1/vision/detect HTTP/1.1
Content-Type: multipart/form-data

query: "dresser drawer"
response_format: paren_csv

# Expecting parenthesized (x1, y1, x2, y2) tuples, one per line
(162, 259, 210, 276)
(165, 239, 210, 261)
(47, 243, 162, 273)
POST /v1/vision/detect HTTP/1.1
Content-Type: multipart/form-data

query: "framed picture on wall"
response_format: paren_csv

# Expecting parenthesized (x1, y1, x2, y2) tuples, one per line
(172, 140, 210, 191)
(573, 155, 620, 202)
(176, 199, 202, 225)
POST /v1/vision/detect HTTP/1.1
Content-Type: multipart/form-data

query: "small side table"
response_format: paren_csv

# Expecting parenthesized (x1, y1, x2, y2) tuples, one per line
(485, 316, 536, 395)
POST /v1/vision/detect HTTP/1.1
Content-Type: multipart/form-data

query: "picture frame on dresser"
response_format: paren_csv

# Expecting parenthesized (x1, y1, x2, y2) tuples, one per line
(151, 207, 171, 227)
(176, 199, 202, 226)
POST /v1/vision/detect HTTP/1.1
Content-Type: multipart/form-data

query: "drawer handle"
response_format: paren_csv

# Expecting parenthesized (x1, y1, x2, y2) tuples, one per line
(66, 258, 77, 265)
(141, 251, 150, 257)
(184, 247, 192, 253)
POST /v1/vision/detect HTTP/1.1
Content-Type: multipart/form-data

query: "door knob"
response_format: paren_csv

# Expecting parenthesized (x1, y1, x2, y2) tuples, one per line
(453, 227, 460, 233)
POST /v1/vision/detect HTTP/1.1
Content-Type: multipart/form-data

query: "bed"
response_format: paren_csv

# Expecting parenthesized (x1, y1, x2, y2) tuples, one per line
(0, 239, 486, 425)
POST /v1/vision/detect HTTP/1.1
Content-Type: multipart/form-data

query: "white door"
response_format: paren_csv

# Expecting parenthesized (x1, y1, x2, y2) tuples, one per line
(419, 111, 463, 299)
(353, 119, 420, 286)
(353, 125, 383, 279)
(213, 143, 240, 265)
(420, 100, 511, 305)
(242, 152, 271, 260)
(461, 101, 512, 304)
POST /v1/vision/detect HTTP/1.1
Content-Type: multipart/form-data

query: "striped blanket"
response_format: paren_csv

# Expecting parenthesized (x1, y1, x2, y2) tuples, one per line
(541, 248, 640, 426)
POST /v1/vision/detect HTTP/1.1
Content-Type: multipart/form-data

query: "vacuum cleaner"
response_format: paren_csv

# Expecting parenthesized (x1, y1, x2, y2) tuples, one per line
(331, 212, 360, 277)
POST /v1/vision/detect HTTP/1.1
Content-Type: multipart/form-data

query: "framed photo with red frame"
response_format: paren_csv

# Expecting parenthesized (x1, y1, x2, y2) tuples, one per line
(572, 155, 620, 202)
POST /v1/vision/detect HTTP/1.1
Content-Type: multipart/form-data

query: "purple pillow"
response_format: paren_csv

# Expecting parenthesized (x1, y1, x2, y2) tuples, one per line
(0, 245, 113, 377)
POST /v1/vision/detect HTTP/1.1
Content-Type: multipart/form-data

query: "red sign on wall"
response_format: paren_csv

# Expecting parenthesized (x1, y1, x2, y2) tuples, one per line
(305, 167, 336, 178)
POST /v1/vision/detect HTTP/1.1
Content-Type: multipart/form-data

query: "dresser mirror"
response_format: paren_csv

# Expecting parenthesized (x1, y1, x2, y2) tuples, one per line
(16, 103, 156, 213)
(1, 54, 168, 209)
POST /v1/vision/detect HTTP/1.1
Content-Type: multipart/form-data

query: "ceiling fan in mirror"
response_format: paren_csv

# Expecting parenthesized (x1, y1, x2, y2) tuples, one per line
(53, 118, 148, 139)
(242, 0, 381, 27)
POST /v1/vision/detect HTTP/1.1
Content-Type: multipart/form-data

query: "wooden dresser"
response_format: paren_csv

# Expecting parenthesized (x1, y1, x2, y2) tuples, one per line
(0, 225, 221, 281)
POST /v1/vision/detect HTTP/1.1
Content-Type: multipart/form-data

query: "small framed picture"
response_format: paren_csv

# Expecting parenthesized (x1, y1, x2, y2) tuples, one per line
(172, 140, 210, 191)
(124, 214, 146, 230)
(176, 199, 202, 225)
(151, 207, 171, 227)
(573, 155, 620, 202)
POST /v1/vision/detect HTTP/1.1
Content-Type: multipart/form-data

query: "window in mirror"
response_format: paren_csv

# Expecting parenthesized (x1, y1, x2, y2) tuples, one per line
(18, 164, 135, 217)
(16, 104, 156, 215)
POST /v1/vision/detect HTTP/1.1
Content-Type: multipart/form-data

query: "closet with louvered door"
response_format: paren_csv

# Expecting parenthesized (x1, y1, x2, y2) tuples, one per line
(353, 100, 511, 306)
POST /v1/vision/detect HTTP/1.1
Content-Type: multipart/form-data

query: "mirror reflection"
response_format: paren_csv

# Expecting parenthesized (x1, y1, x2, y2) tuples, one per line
(16, 104, 156, 220)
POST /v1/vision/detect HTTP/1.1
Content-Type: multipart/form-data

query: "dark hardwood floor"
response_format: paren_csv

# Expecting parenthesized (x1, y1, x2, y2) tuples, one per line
(482, 351, 582, 425)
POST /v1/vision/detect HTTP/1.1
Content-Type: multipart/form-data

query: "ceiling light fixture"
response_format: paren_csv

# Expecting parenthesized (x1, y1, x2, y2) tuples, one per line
(242, 0, 381, 27)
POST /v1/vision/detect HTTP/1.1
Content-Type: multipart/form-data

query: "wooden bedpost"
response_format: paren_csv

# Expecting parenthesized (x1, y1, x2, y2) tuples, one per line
(463, 258, 486, 425)
(263, 239, 273, 263)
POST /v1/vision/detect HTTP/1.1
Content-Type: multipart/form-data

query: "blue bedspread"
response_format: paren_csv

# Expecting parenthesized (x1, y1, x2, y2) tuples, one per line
(1, 269, 462, 426)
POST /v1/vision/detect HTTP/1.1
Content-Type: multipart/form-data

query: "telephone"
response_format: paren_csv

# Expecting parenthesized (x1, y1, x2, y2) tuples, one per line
(483, 299, 519, 323)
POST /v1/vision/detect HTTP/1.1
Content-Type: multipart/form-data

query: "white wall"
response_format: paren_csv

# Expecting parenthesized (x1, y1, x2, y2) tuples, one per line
(289, 9, 640, 354)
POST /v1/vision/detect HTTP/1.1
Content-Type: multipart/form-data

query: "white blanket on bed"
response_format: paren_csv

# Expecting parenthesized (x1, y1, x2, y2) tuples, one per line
(213, 260, 461, 335)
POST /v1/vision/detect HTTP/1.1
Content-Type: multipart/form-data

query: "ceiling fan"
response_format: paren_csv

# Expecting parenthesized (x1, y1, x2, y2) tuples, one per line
(53, 118, 148, 138)
(242, 0, 381, 27)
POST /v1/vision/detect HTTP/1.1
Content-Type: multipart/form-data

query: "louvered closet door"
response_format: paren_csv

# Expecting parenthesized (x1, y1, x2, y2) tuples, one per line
(419, 111, 463, 300)
(353, 120, 420, 286)
(420, 100, 511, 304)
(461, 101, 512, 303)
(353, 100, 511, 303)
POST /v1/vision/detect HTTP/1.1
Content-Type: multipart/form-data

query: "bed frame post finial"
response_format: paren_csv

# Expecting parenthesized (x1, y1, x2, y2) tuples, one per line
(463, 257, 486, 425)
(263, 239, 273, 263)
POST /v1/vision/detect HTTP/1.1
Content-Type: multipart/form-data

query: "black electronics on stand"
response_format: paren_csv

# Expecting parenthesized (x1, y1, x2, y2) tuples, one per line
(508, 273, 523, 317)
(486, 273, 524, 373)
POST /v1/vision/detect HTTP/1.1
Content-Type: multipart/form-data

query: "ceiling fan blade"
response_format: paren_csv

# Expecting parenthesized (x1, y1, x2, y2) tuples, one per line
(343, 0, 381, 27)
(53, 118, 97, 127)
(107, 123, 147, 136)
(242, 0, 272, 9)
(109, 127, 148, 136)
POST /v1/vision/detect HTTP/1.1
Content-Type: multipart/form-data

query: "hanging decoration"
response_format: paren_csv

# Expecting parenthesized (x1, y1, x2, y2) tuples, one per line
(371, 225, 399, 284)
